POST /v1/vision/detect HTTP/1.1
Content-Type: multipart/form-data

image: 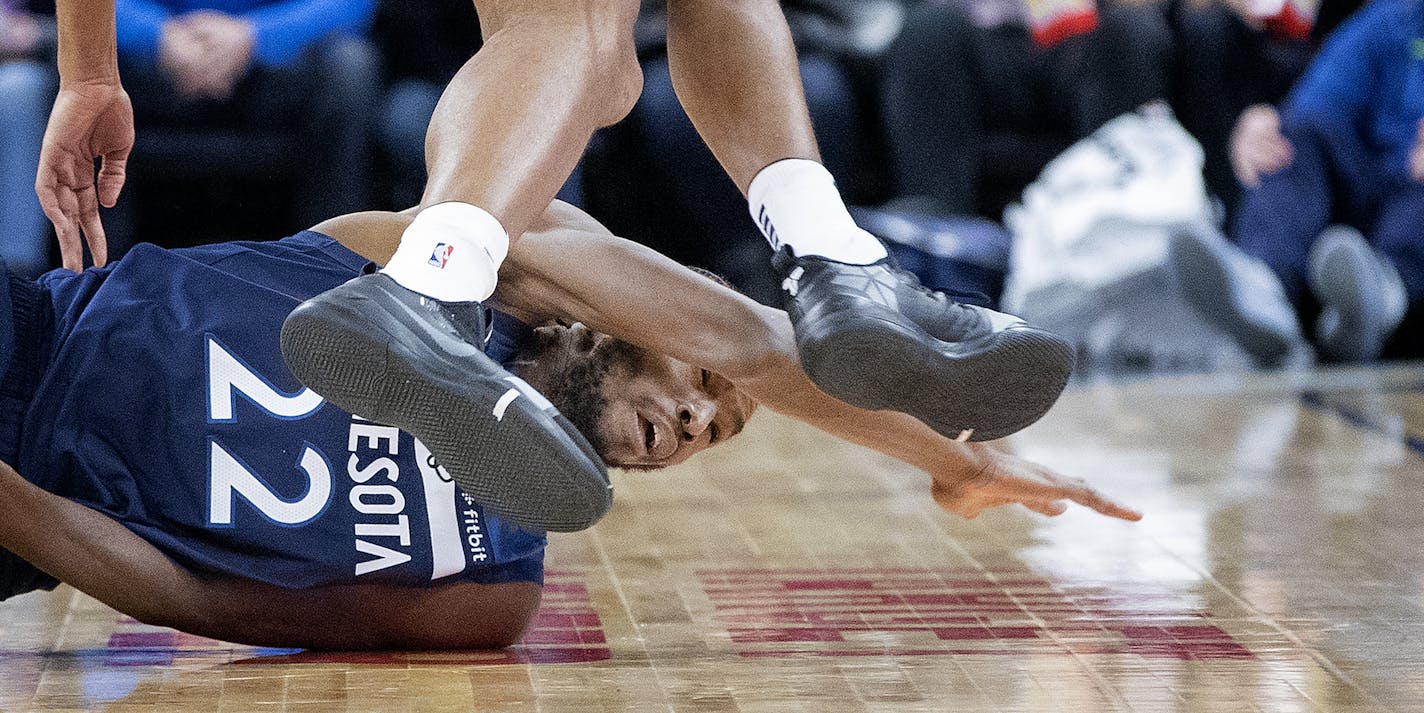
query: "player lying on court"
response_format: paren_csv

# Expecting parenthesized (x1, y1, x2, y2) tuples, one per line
(0, 200, 1140, 650)
(40, 1, 1080, 539)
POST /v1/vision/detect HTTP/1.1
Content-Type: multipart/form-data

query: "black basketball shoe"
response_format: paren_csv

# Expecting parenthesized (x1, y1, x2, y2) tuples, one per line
(773, 247, 1074, 442)
(280, 273, 611, 533)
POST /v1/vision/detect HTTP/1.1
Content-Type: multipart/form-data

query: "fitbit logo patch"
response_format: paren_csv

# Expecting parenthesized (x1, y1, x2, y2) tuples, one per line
(428, 243, 456, 269)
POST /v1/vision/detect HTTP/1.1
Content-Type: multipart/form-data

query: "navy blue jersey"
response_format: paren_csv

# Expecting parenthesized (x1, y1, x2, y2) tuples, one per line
(15, 232, 546, 590)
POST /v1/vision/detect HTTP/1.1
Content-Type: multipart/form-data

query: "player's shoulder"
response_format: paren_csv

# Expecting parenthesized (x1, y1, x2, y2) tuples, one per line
(169, 232, 373, 273)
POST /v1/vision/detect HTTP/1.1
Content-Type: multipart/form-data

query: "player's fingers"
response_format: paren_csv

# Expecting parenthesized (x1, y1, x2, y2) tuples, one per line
(1024, 500, 1069, 517)
(35, 168, 71, 230)
(97, 150, 129, 209)
(38, 190, 82, 273)
(1065, 485, 1143, 522)
(54, 187, 84, 273)
(77, 187, 107, 268)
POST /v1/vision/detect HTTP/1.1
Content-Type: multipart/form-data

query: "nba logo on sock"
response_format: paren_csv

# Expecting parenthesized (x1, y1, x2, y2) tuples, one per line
(428, 243, 455, 269)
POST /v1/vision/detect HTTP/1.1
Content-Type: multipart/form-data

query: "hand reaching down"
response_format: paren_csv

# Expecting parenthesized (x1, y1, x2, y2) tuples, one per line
(36, 81, 133, 272)
(931, 450, 1142, 522)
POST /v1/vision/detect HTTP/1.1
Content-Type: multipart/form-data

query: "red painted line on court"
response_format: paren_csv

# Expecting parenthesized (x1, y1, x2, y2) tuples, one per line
(701, 569, 1255, 661)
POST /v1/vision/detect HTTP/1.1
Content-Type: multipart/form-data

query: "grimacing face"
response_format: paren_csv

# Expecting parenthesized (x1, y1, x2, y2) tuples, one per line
(510, 322, 757, 470)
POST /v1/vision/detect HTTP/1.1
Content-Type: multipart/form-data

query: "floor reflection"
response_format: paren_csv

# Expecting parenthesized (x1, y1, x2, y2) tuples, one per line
(0, 365, 1420, 711)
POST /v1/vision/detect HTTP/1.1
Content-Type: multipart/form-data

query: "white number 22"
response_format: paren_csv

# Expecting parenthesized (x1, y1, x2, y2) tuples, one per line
(206, 336, 330, 526)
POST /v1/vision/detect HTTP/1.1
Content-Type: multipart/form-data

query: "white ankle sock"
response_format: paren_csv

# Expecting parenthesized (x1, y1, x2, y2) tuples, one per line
(381, 202, 509, 303)
(747, 159, 887, 264)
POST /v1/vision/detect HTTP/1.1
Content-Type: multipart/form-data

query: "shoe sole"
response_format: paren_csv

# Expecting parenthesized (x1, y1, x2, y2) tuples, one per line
(280, 289, 611, 533)
(1170, 230, 1293, 368)
(797, 314, 1074, 442)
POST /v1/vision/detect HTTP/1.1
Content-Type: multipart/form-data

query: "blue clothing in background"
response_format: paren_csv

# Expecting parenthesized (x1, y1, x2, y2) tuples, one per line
(115, 0, 375, 66)
(1234, 0, 1424, 311)
(1234, 114, 1424, 302)
(0, 62, 56, 277)
(1284, 0, 1424, 176)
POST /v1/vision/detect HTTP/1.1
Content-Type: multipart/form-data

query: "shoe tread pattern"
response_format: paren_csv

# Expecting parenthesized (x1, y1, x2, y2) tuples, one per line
(280, 276, 611, 533)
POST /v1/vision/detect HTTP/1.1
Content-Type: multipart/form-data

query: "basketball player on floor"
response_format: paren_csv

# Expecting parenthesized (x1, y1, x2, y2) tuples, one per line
(37, 0, 1076, 533)
(0, 194, 1140, 650)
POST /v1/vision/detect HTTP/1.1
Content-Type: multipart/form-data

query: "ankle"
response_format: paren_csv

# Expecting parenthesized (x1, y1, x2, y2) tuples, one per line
(748, 159, 887, 265)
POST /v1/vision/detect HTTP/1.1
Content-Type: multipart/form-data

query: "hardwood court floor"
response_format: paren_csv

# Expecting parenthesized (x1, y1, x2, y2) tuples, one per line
(2, 365, 1424, 712)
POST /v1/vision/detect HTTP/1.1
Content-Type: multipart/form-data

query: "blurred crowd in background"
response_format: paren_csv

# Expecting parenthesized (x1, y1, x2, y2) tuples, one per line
(1, 0, 1420, 376)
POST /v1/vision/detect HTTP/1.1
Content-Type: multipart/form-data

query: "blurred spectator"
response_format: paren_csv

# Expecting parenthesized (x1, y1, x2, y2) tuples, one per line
(879, 0, 1173, 219)
(614, 0, 892, 303)
(1230, 0, 1424, 362)
(112, 0, 378, 248)
(1172, 0, 1329, 219)
(0, 0, 56, 275)
(371, 0, 479, 209)
(371, 0, 582, 210)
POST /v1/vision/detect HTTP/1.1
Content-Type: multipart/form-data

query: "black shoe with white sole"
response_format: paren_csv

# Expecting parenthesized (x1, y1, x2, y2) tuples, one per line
(772, 247, 1074, 442)
(280, 273, 611, 533)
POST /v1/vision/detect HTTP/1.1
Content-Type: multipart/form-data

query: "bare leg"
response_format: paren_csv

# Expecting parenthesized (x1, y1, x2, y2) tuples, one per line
(665, 0, 819, 194)
(421, 0, 642, 241)
(664, 0, 1076, 445)
(281, 3, 650, 535)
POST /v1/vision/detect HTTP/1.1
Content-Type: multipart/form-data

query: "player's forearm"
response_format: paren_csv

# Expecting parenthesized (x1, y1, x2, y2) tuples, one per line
(0, 460, 204, 628)
(0, 461, 351, 647)
(55, 0, 120, 86)
(0, 462, 532, 650)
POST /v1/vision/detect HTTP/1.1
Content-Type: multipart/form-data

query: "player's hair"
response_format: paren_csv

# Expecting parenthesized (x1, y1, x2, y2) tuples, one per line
(509, 265, 743, 470)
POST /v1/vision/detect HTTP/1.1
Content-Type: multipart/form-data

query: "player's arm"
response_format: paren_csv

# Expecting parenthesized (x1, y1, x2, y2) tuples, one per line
(0, 460, 539, 649)
(494, 204, 1139, 521)
(312, 205, 1139, 520)
(41, 0, 133, 271)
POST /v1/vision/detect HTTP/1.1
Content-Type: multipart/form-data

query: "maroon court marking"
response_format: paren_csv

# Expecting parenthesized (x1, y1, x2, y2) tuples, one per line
(699, 568, 1254, 660)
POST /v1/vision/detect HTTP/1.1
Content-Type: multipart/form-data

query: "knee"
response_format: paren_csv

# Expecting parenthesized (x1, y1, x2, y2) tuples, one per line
(590, 35, 644, 126)
(572, 1, 644, 126)
(481, 0, 642, 126)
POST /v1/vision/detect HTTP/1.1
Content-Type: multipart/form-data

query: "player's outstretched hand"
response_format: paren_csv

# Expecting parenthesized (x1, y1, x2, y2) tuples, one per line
(931, 450, 1142, 522)
(36, 80, 134, 272)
